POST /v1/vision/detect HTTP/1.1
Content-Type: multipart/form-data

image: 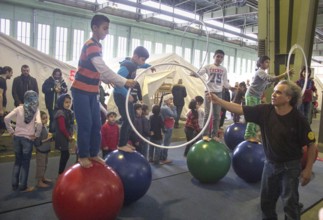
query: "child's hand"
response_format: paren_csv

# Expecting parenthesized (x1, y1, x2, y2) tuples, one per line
(29, 135, 36, 140)
(150, 131, 154, 136)
(125, 79, 137, 88)
(288, 68, 294, 76)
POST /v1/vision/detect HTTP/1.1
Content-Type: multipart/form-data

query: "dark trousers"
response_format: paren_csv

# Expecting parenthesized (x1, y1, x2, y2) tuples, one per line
(184, 127, 196, 156)
(114, 93, 134, 147)
(175, 105, 183, 126)
(58, 150, 70, 174)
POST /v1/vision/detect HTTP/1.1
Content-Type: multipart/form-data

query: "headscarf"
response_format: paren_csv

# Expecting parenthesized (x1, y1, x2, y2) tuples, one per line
(24, 90, 39, 124)
(54, 94, 74, 129)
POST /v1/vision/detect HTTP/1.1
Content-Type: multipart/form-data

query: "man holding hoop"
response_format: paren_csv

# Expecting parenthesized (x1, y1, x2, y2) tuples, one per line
(208, 80, 316, 220)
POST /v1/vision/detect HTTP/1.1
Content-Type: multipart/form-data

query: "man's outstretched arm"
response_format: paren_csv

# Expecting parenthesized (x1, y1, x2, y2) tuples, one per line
(208, 92, 244, 115)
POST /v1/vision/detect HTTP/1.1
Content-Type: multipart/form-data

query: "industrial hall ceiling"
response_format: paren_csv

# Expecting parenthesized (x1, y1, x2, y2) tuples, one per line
(40, 0, 323, 63)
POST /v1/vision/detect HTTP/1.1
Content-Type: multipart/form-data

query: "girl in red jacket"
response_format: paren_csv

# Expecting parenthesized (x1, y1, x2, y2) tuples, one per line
(101, 112, 119, 159)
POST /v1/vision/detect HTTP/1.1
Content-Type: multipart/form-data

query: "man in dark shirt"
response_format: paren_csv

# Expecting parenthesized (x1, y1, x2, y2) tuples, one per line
(171, 79, 187, 128)
(208, 80, 316, 220)
(12, 64, 38, 106)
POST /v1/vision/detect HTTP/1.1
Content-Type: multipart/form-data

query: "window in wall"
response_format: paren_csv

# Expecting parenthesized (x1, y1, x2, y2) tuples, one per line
(252, 60, 256, 73)
(165, 44, 173, 53)
(241, 58, 246, 74)
(72, 29, 84, 61)
(37, 24, 50, 54)
(247, 59, 252, 73)
(117, 36, 127, 58)
(201, 50, 207, 66)
(102, 35, 114, 62)
(17, 21, 30, 46)
(155, 42, 163, 54)
(229, 56, 235, 73)
(131, 38, 140, 53)
(223, 55, 229, 69)
(143, 40, 152, 55)
(193, 49, 201, 68)
(236, 57, 241, 75)
(209, 54, 212, 65)
(55, 26, 68, 61)
(184, 48, 191, 62)
(175, 46, 182, 57)
(0, 19, 10, 35)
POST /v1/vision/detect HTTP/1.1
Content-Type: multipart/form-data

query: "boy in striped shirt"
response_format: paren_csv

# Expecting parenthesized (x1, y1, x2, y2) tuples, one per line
(71, 15, 136, 168)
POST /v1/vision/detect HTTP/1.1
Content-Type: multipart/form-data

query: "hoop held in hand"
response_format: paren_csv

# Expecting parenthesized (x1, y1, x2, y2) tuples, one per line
(125, 63, 213, 149)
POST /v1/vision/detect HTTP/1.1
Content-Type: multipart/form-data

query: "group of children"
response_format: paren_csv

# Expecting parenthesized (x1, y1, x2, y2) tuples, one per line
(100, 94, 177, 165)
(4, 91, 74, 192)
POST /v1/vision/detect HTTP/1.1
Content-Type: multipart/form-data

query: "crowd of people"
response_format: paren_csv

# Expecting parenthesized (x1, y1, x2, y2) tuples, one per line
(0, 13, 320, 219)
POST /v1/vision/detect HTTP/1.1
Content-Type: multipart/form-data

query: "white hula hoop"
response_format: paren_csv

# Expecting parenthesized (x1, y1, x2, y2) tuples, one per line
(180, 19, 210, 73)
(286, 44, 308, 95)
(125, 63, 213, 149)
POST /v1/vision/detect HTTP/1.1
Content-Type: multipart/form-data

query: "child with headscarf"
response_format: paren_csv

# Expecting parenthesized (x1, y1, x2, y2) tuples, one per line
(4, 90, 42, 192)
(54, 94, 74, 175)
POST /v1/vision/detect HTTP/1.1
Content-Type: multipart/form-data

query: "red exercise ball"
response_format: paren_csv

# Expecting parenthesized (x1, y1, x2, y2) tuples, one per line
(52, 161, 124, 220)
(301, 145, 318, 169)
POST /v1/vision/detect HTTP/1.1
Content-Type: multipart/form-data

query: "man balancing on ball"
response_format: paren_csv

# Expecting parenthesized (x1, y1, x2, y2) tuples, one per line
(208, 80, 316, 220)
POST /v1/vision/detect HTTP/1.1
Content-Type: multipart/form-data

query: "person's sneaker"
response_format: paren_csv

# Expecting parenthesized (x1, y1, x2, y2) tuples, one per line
(202, 136, 211, 142)
(37, 181, 50, 188)
(246, 137, 260, 143)
(20, 186, 35, 192)
(42, 178, 52, 183)
(160, 159, 172, 165)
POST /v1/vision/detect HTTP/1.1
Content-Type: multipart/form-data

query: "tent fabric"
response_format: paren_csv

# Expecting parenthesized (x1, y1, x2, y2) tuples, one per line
(107, 53, 207, 119)
(0, 33, 76, 111)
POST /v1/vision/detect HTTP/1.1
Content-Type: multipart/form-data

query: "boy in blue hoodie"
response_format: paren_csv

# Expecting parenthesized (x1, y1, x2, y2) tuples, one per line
(113, 46, 155, 148)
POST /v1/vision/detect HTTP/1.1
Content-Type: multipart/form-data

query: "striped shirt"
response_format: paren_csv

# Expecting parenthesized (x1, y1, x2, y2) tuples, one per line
(71, 38, 102, 94)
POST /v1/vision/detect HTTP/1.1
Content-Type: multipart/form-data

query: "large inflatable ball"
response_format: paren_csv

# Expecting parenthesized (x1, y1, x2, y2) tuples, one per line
(52, 161, 124, 220)
(105, 150, 152, 205)
(224, 123, 247, 151)
(187, 140, 231, 183)
(232, 141, 265, 183)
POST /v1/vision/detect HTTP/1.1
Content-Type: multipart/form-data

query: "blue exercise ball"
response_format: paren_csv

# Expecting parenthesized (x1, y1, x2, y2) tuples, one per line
(105, 150, 152, 205)
(187, 140, 231, 183)
(232, 141, 265, 183)
(224, 123, 246, 150)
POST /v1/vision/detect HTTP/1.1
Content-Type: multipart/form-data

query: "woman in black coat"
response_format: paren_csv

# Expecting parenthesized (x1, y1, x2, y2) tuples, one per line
(42, 68, 68, 132)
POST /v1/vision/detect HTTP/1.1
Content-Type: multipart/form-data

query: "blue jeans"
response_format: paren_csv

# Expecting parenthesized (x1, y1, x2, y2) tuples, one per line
(149, 139, 162, 163)
(204, 92, 222, 137)
(261, 160, 301, 220)
(72, 90, 101, 158)
(299, 102, 311, 122)
(161, 128, 173, 160)
(12, 136, 33, 190)
(114, 93, 134, 147)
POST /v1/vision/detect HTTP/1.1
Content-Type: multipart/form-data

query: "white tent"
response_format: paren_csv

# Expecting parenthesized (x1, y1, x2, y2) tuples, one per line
(0, 33, 76, 111)
(107, 53, 206, 119)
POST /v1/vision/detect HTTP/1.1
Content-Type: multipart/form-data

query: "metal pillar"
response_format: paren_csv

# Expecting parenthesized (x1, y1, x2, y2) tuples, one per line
(258, 0, 319, 81)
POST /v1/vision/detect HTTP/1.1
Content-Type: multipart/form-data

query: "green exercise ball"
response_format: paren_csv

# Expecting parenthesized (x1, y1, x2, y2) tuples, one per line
(187, 140, 231, 183)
